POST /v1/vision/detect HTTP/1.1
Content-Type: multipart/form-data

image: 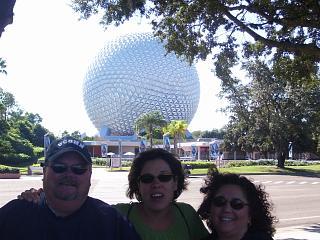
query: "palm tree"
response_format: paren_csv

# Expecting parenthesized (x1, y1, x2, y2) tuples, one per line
(163, 120, 188, 155)
(135, 111, 167, 149)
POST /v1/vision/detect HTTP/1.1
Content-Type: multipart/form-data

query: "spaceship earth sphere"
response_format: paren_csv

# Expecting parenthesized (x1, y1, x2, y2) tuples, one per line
(83, 33, 200, 136)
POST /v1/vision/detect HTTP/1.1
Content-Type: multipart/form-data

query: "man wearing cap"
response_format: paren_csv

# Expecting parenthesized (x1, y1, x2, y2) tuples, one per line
(0, 136, 141, 240)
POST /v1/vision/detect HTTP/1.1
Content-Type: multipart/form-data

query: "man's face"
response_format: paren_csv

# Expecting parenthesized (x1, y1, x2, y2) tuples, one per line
(43, 152, 92, 207)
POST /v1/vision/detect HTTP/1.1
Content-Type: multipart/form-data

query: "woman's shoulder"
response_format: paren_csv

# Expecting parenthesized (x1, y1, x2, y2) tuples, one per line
(200, 235, 213, 240)
(112, 202, 135, 216)
(174, 202, 196, 211)
(242, 231, 274, 240)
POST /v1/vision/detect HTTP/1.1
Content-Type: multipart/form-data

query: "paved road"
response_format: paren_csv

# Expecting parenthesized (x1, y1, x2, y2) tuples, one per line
(1, 169, 320, 239)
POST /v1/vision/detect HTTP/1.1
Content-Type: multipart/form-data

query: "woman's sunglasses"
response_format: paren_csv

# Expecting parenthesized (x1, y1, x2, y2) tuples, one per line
(139, 173, 174, 184)
(48, 163, 89, 175)
(212, 196, 249, 210)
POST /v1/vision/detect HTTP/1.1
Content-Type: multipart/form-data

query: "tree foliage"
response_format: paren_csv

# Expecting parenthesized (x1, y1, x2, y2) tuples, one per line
(0, 88, 51, 166)
(222, 55, 320, 167)
(192, 128, 226, 139)
(135, 111, 167, 148)
(0, 88, 16, 121)
(163, 120, 188, 155)
(71, 0, 320, 63)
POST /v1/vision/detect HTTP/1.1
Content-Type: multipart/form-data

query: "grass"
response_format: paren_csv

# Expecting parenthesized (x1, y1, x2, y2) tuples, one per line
(2, 163, 320, 177)
(107, 164, 320, 177)
(106, 167, 130, 171)
(191, 164, 320, 176)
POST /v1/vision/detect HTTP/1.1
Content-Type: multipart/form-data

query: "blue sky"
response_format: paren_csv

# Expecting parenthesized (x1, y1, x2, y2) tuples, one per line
(0, 0, 228, 136)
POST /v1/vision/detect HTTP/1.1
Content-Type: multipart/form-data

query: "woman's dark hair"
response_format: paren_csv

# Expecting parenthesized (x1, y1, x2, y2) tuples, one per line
(198, 172, 276, 237)
(126, 148, 188, 201)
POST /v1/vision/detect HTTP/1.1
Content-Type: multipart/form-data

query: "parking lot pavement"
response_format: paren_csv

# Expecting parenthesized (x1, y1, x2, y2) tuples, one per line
(1, 169, 320, 239)
(275, 224, 320, 240)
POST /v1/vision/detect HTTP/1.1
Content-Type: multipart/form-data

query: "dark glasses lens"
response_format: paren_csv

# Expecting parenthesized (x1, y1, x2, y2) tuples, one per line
(50, 163, 88, 175)
(212, 196, 248, 210)
(139, 174, 174, 184)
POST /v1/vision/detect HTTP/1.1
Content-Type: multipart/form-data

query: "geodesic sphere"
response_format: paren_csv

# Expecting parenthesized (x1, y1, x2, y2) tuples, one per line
(83, 33, 200, 136)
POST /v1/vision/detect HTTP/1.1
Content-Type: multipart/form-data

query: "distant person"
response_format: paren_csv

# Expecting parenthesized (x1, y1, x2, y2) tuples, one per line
(0, 136, 140, 240)
(18, 148, 209, 240)
(198, 172, 276, 240)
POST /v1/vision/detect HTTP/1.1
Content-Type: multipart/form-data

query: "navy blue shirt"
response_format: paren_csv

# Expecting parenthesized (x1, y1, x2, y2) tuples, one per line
(0, 197, 140, 240)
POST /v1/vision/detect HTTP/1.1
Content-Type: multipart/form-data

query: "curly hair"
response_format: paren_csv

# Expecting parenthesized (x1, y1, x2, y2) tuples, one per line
(126, 148, 188, 201)
(198, 172, 276, 237)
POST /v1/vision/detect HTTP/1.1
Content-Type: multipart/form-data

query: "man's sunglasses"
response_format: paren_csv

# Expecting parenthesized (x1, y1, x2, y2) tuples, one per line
(48, 163, 89, 175)
(139, 173, 174, 184)
(212, 196, 249, 210)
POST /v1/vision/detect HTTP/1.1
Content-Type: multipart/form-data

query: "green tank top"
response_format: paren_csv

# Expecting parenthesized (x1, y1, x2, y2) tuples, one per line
(113, 202, 209, 240)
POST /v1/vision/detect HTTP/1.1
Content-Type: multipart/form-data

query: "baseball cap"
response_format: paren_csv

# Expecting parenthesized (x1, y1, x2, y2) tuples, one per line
(45, 136, 92, 164)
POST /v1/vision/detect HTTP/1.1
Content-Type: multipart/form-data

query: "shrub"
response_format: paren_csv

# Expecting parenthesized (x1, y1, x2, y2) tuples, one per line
(0, 166, 20, 174)
(0, 153, 37, 167)
(224, 159, 316, 167)
(92, 158, 109, 166)
(92, 158, 133, 167)
(33, 146, 44, 159)
(121, 161, 132, 167)
(180, 161, 216, 169)
(225, 160, 277, 167)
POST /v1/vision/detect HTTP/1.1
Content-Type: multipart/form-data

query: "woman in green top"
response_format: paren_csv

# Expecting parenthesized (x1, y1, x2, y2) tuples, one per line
(114, 148, 209, 240)
(18, 148, 209, 240)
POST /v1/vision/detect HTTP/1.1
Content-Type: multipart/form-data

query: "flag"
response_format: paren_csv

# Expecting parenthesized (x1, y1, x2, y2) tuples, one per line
(101, 144, 108, 157)
(288, 142, 293, 159)
(191, 145, 197, 159)
(210, 141, 219, 159)
(163, 135, 171, 151)
(139, 139, 146, 152)
(43, 134, 51, 157)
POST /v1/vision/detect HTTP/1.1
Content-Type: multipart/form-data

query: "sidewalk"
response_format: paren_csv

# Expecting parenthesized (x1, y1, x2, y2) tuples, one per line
(275, 224, 320, 240)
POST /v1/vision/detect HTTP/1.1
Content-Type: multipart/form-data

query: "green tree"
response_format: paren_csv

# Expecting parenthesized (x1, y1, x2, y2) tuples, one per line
(25, 113, 43, 125)
(71, 1, 320, 64)
(191, 130, 202, 139)
(13, 119, 34, 144)
(201, 128, 226, 139)
(0, 88, 16, 121)
(0, 88, 51, 166)
(32, 124, 49, 147)
(70, 131, 82, 139)
(135, 111, 167, 148)
(0, 127, 37, 167)
(222, 56, 320, 168)
(9, 112, 50, 147)
(61, 130, 70, 137)
(163, 120, 188, 155)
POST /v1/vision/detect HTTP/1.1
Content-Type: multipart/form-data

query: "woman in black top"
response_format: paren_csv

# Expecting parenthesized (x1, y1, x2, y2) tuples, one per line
(198, 171, 276, 240)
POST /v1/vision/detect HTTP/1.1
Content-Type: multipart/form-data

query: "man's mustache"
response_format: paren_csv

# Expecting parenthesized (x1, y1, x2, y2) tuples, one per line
(58, 177, 77, 186)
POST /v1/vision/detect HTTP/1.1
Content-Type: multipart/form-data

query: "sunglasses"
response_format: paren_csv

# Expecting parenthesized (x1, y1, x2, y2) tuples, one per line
(48, 163, 89, 175)
(212, 196, 249, 210)
(139, 173, 174, 184)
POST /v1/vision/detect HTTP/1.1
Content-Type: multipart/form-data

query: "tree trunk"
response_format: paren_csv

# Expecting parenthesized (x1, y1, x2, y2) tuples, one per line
(277, 152, 286, 168)
(149, 125, 153, 149)
(173, 136, 178, 155)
